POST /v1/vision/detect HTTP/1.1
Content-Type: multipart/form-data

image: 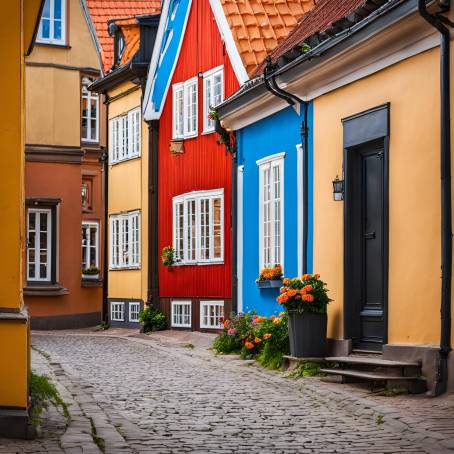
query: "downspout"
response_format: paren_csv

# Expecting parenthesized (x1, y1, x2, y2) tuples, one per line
(418, 0, 452, 396)
(263, 57, 309, 274)
(232, 144, 238, 314)
(147, 120, 160, 308)
(102, 95, 109, 324)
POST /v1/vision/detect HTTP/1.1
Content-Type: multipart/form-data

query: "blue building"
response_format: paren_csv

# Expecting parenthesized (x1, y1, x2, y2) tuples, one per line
(219, 90, 313, 316)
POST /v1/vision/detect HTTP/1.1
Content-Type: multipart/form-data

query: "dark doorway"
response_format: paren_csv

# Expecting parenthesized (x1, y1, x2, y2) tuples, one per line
(343, 104, 389, 352)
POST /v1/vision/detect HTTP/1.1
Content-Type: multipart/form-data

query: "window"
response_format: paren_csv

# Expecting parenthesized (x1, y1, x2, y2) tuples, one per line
(111, 302, 125, 322)
(81, 177, 93, 211)
(203, 66, 224, 133)
(173, 189, 223, 265)
(171, 301, 191, 327)
(172, 77, 198, 139)
(109, 108, 141, 164)
(110, 211, 141, 269)
(129, 302, 141, 322)
(37, 0, 66, 45)
(27, 208, 52, 282)
(81, 222, 99, 271)
(200, 301, 224, 329)
(258, 153, 285, 270)
(82, 77, 99, 143)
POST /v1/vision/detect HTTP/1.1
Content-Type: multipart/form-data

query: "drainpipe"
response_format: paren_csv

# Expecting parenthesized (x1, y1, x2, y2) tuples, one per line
(147, 120, 160, 308)
(232, 145, 238, 314)
(264, 57, 309, 273)
(102, 96, 109, 324)
(418, 0, 452, 395)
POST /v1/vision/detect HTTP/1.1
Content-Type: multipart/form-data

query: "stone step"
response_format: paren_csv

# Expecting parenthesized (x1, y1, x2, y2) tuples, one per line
(325, 356, 420, 368)
(320, 368, 421, 381)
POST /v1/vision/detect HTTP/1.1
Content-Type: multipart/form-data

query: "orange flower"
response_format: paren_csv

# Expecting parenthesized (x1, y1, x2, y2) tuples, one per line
(263, 333, 272, 340)
(283, 278, 290, 285)
(304, 285, 313, 292)
(302, 294, 314, 302)
(270, 315, 276, 321)
(273, 317, 282, 324)
(223, 320, 230, 328)
(278, 294, 289, 303)
(254, 337, 262, 344)
(302, 274, 312, 280)
(279, 312, 286, 317)
(299, 288, 307, 295)
(314, 274, 320, 279)
(280, 287, 287, 294)
(244, 341, 255, 350)
(287, 289, 297, 297)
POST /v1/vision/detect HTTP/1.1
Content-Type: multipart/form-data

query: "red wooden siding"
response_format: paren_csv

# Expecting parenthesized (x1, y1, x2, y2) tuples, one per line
(158, 0, 239, 298)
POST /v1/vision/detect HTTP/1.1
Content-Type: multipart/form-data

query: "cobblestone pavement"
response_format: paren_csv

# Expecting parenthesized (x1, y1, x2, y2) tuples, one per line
(2, 333, 454, 453)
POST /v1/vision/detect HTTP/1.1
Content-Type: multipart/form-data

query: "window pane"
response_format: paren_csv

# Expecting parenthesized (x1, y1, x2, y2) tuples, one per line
(54, 20, 62, 40)
(54, 0, 62, 19)
(41, 19, 50, 39)
(213, 198, 221, 258)
(40, 263, 47, 279)
(42, 0, 50, 18)
(29, 212, 36, 231)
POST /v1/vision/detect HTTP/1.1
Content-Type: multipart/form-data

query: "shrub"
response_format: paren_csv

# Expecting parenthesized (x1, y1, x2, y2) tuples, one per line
(82, 266, 100, 275)
(161, 246, 175, 266)
(139, 307, 167, 332)
(30, 372, 68, 427)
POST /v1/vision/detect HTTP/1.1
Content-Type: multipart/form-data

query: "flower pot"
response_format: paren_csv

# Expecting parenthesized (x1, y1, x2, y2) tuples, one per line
(82, 273, 99, 280)
(287, 310, 327, 358)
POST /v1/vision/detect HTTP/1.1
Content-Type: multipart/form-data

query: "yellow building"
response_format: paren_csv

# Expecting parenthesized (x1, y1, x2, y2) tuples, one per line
(90, 13, 160, 326)
(0, 0, 45, 439)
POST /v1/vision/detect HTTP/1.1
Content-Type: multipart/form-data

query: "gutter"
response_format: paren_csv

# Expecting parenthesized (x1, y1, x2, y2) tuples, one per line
(418, 0, 452, 396)
(263, 59, 309, 274)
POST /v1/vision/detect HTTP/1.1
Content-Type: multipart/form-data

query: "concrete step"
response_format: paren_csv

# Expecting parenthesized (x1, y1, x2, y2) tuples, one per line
(320, 368, 421, 381)
(325, 356, 420, 368)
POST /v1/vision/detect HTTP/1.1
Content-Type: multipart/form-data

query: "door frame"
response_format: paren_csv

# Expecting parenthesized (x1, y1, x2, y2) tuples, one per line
(342, 103, 390, 349)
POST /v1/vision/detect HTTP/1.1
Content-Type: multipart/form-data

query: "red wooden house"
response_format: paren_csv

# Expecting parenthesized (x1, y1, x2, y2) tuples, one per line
(143, 0, 315, 330)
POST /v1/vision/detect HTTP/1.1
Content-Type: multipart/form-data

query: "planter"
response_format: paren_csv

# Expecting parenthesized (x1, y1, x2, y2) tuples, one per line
(256, 279, 283, 289)
(288, 310, 327, 358)
(82, 273, 99, 280)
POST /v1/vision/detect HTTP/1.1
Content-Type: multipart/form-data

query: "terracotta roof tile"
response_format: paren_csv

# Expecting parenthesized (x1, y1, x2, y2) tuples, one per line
(85, 1, 160, 73)
(220, 0, 316, 76)
(253, 0, 367, 75)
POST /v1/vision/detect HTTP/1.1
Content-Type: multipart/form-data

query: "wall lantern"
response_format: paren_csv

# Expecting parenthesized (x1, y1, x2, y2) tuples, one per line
(332, 175, 344, 201)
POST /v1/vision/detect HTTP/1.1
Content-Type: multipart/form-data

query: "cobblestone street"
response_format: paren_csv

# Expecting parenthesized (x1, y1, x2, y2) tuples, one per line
(1, 332, 454, 453)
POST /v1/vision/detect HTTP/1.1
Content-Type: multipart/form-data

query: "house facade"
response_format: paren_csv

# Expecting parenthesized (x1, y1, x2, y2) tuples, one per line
(0, 0, 44, 438)
(89, 7, 161, 328)
(24, 0, 107, 329)
(143, 0, 314, 331)
(219, 0, 454, 394)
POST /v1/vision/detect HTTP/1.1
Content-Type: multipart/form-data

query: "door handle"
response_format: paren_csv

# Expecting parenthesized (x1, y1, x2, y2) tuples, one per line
(364, 231, 376, 239)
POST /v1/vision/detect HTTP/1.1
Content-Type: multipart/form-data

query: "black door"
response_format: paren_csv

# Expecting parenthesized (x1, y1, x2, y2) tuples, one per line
(345, 140, 387, 352)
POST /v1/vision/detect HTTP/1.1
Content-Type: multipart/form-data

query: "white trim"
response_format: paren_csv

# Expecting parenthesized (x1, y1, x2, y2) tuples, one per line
(109, 211, 141, 269)
(200, 300, 224, 329)
(203, 65, 224, 134)
(109, 107, 141, 164)
(296, 145, 303, 277)
(171, 300, 192, 328)
(81, 221, 99, 270)
(208, 0, 248, 84)
(237, 165, 244, 314)
(256, 152, 286, 167)
(143, 0, 194, 120)
(27, 208, 52, 282)
(81, 77, 99, 143)
(36, 0, 67, 45)
(129, 302, 141, 323)
(258, 154, 285, 271)
(111, 302, 125, 322)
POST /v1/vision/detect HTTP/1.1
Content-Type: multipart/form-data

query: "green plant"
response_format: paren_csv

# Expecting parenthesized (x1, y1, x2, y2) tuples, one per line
(97, 321, 110, 331)
(161, 246, 175, 267)
(29, 372, 68, 427)
(277, 274, 332, 314)
(301, 42, 311, 54)
(82, 266, 100, 275)
(376, 415, 385, 425)
(256, 264, 283, 282)
(183, 343, 194, 349)
(287, 361, 323, 378)
(139, 307, 167, 333)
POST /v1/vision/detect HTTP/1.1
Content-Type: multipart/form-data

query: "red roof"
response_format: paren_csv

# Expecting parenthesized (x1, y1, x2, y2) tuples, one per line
(254, 0, 367, 75)
(85, 1, 161, 73)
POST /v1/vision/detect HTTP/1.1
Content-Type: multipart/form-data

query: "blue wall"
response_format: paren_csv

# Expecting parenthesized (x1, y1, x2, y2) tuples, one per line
(238, 102, 313, 316)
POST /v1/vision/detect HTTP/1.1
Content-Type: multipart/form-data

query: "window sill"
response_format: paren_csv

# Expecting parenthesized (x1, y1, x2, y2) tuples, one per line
(24, 284, 69, 297)
(171, 261, 224, 267)
(202, 129, 215, 136)
(109, 266, 141, 271)
(35, 42, 71, 49)
(81, 278, 103, 288)
(110, 155, 141, 166)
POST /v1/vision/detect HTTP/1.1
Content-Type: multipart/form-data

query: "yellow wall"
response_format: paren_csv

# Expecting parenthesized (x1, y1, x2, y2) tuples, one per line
(25, 0, 101, 146)
(313, 46, 454, 346)
(0, 0, 42, 410)
(108, 82, 149, 301)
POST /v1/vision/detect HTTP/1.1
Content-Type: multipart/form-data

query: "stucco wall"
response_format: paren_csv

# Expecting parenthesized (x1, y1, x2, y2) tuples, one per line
(108, 82, 149, 302)
(313, 46, 453, 346)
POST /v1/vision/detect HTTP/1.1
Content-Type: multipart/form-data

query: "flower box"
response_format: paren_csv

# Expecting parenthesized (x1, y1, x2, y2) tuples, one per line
(256, 279, 282, 289)
(82, 273, 99, 280)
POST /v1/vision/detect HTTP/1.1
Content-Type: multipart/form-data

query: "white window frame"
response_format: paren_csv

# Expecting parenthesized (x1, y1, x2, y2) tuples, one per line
(171, 300, 192, 328)
(172, 189, 224, 265)
(81, 77, 99, 143)
(109, 211, 141, 269)
(200, 300, 224, 329)
(203, 66, 224, 134)
(172, 77, 198, 139)
(27, 208, 52, 282)
(81, 221, 99, 270)
(109, 107, 141, 164)
(37, 0, 67, 45)
(111, 302, 125, 322)
(257, 152, 285, 271)
(129, 302, 141, 323)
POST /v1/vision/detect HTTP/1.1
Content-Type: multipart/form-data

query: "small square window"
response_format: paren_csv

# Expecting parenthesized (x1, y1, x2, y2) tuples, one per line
(129, 303, 141, 323)
(200, 301, 224, 329)
(111, 302, 124, 322)
(171, 301, 191, 328)
(203, 66, 224, 134)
